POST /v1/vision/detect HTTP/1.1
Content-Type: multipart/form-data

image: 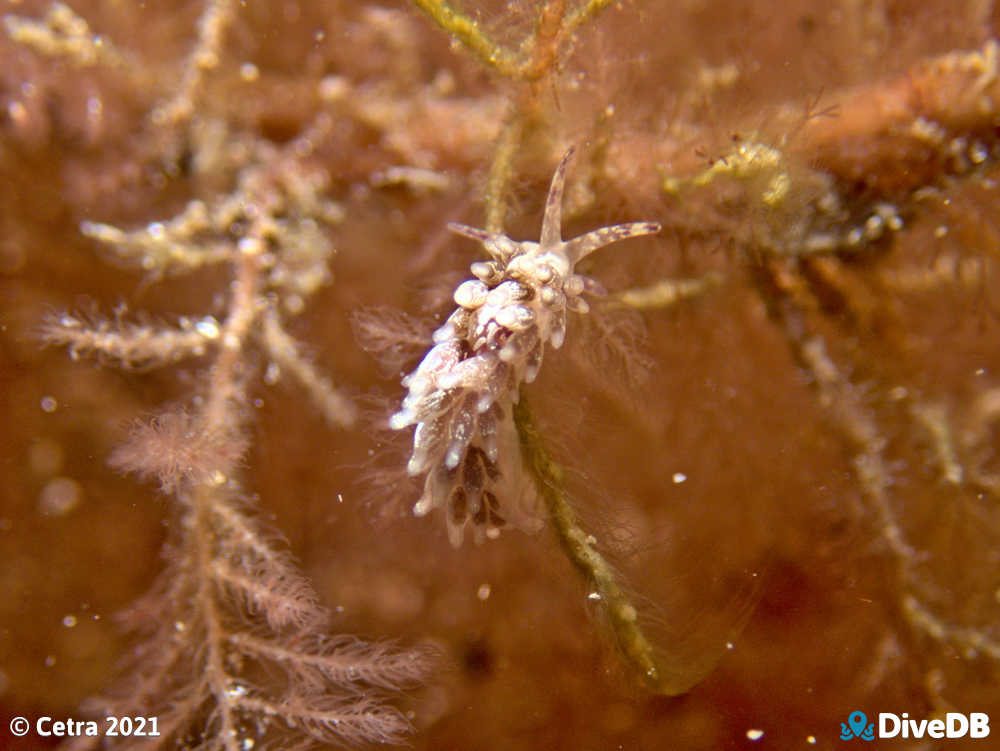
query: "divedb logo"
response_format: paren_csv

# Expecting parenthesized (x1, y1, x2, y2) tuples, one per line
(840, 710, 990, 741)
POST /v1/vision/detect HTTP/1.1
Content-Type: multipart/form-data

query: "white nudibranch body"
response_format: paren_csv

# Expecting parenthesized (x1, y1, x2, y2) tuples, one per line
(391, 148, 661, 546)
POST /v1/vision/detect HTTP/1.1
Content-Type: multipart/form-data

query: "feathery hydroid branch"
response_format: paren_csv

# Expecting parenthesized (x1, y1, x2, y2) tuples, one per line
(44, 125, 356, 428)
(44, 122, 430, 750)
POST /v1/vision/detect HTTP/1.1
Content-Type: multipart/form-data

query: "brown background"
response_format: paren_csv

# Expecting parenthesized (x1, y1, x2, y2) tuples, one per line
(2, 1, 1000, 749)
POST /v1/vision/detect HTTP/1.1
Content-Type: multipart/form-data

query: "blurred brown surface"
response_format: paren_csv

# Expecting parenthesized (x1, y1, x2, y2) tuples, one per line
(2, 1, 1000, 749)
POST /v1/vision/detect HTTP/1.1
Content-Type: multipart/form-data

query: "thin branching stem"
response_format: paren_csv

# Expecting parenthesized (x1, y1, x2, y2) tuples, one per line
(415, 0, 616, 236)
(564, 0, 616, 35)
(411, 0, 520, 76)
(191, 486, 242, 751)
(259, 308, 357, 428)
(513, 396, 688, 695)
(202, 248, 261, 432)
(152, 0, 237, 127)
(522, 0, 567, 82)
(484, 110, 525, 234)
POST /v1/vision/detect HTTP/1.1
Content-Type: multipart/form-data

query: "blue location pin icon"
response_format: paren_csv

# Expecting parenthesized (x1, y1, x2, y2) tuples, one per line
(848, 711, 868, 738)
